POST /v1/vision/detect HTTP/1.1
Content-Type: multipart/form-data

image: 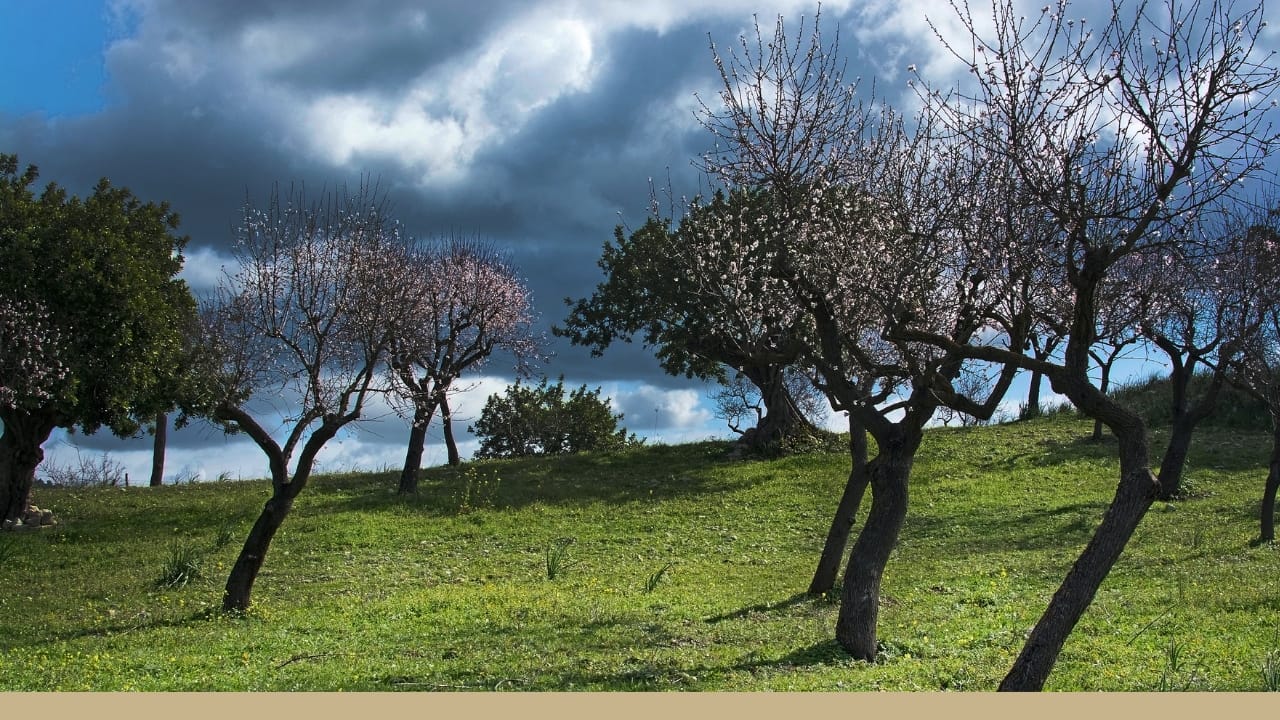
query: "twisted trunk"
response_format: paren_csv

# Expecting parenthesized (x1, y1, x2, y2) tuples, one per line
(739, 364, 816, 450)
(834, 429, 915, 660)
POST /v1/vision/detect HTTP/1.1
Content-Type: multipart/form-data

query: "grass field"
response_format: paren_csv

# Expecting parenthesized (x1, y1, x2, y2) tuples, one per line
(1, 414, 1277, 691)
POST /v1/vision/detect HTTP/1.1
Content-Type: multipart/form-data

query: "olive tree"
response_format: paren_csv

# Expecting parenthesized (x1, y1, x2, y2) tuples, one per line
(0, 154, 195, 523)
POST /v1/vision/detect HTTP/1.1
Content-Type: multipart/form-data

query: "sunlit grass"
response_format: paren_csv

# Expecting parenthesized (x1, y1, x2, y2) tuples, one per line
(0, 416, 1276, 690)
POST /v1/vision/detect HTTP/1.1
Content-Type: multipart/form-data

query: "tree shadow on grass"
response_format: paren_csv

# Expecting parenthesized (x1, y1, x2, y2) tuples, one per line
(702, 591, 822, 624)
(308, 441, 775, 518)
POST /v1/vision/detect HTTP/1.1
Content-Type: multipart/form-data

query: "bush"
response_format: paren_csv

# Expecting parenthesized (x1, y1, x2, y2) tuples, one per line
(469, 377, 639, 459)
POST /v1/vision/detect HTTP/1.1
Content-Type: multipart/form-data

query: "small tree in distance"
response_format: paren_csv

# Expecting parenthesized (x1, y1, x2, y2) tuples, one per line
(469, 377, 637, 459)
(389, 237, 540, 493)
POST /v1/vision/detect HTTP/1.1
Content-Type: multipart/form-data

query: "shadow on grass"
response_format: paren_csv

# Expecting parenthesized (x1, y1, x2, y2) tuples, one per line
(309, 441, 763, 519)
(703, 591, 821, 624)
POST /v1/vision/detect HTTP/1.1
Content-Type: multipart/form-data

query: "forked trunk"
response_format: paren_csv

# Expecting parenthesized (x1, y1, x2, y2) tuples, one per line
(999, 431, 1157, 691)
(1155, 415, 1197, 501)
(808, 419, 869, 595)
(834, 440, 912, 661)
(222, 492, 295, 611)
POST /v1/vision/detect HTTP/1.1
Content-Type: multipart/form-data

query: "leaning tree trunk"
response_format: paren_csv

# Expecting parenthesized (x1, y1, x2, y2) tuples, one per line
(740, 364, 818, 451)
(999, 430, 1157, 691)
(808, 417, 869, 596)
(398, 404, 435, 495)
(222, 491, 296, 611)
(834, 435, 914, 661)
(221, 414, 339, 612)
(1262, 423, 1280, 543)
(0, 411, 57, 524)
(440, 394, 461, 467)
(150, 411, 167, 487)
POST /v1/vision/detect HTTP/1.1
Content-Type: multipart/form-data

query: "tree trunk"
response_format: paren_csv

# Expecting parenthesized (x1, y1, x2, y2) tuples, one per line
(222, 492, 295, 611)
(0, 411, 57, 524)
(441, 394, 461, 466)
(1023, 370, 1045, 420)
(1091, 359, 1117, 442)
(150, 411, 167, 487)
(1154, 415, 1197, 501)
(1262, 423, 1280, 543)
(808, 416, 869, 595)
(398, 405, 434, 495)
(999, 432, 1157, 691)
(834, 436, 913, 661)
(740, 364, 817, 451)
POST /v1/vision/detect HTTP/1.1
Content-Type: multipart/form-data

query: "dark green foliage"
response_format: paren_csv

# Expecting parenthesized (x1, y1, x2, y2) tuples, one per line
(469, 376, 638, 459)
(0, 153, 196, 437)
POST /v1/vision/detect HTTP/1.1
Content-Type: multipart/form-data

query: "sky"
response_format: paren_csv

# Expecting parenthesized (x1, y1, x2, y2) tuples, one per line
(0, 0, 1247, 483)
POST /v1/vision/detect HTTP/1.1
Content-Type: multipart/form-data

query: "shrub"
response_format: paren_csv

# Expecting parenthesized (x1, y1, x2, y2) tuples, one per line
(470, 376, 639, 459)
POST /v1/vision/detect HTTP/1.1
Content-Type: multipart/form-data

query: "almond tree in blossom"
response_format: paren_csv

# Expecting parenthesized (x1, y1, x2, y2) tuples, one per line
(194, 183, 412, 612)
(558, 190, 822, 453)
(390, 238, 540, 494)
(903, 0, 1280, 689)
(1218, 210, 1280, 540)
(698, 13, 1030, 654)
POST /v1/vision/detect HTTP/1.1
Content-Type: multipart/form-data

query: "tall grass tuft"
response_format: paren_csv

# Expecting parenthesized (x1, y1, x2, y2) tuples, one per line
(545, 537, 578, 580)
(644, 562, 674, 593)
(156, 542, 203, 589)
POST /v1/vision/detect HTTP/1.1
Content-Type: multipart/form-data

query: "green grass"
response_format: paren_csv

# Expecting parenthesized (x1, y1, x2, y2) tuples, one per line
(1, 415, 1277, 691)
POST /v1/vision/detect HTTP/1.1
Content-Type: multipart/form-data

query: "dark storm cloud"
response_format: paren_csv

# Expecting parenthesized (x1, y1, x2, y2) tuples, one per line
(0, 1, 874, 392)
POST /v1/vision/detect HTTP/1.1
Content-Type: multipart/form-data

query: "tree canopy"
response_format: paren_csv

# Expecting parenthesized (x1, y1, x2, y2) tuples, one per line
(0, 154, 196, 523)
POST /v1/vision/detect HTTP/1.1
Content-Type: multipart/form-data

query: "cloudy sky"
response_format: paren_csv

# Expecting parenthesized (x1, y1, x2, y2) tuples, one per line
(0, 0, 1194, 482)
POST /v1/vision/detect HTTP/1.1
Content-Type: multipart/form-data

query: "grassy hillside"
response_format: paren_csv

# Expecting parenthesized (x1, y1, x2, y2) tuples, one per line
(0, 414, 1277, 691)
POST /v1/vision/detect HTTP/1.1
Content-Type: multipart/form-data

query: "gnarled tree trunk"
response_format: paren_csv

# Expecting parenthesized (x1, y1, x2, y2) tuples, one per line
(739, 364, 817, 451)
(834, 430, 915, 660)
(0, 411, 57, 524)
